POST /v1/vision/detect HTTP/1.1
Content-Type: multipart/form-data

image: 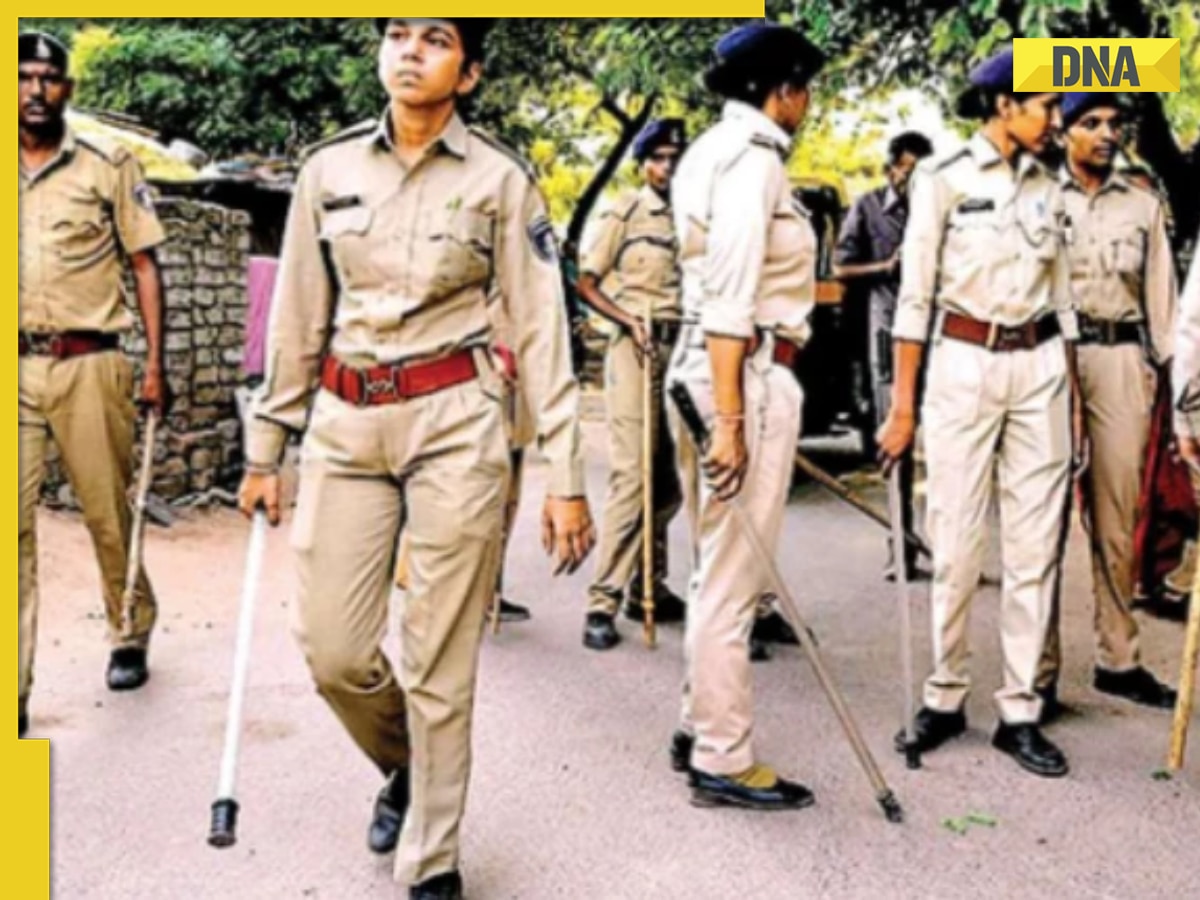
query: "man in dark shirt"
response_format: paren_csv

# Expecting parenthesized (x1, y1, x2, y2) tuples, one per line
(834, 131, 933, 581)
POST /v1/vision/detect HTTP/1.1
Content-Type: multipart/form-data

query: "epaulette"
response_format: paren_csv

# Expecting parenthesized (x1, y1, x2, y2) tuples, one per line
(76, 132, 130, 166)
(604, 190, 642, 222)
(749, 134, 788, 160)
(300, 120, 376, 164)
(469, 126, 538, 182)
(930, 145, 971, 172)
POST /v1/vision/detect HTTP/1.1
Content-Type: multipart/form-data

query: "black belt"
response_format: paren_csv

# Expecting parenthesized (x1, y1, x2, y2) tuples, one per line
(1076, 315, 1144, 347)
(650, 320, 681, 346)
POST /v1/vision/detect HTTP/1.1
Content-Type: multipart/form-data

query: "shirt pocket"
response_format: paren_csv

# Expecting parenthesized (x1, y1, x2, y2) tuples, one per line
(52, 202, 109, 263)
(617, 232, 678, 293)
(319, 206, 375, 287)
(1106, 224, 1146, 281)
(422, 208, 494, 300)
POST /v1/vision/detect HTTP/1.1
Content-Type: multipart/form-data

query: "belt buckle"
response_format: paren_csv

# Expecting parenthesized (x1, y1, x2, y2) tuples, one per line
(26, 333, 63, 357)
(985, 322, 1000, 352)
(360, 369, 397, 406)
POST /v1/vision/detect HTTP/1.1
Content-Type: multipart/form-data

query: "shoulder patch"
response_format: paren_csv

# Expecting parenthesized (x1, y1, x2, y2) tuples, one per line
(300, 120, 376, 164)
(527, 216, 559, 265)
(469, 126, 538, 182)
(76, 133, 130, 166)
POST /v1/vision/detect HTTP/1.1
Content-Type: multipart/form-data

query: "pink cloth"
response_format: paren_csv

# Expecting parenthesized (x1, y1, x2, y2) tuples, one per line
(244, 256, 279, 378)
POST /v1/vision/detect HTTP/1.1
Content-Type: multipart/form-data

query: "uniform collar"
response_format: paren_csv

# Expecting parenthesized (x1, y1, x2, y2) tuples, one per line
(20, 123, 77, 185)
(722, 100, 792, 156)
(967, 132, 1043, 181)
(639, 183, 670, 213)
(372, 108, 469, 160)
(1059, 164, 1129, 195)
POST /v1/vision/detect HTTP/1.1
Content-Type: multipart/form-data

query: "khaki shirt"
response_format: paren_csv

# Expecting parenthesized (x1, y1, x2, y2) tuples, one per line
(1061, 168, 1177, 364)
(1173, 243, 1200, 437)
(580, 185, 682, 320)
(673, 101, 816, 347)
(246, 112, 584, 496)
(894, 133, 1077, 344)
(19, 126, 166, 334)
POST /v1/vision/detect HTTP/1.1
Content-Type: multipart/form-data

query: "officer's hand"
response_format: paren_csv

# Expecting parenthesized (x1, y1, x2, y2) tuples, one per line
(1071, 403, 1091, 477)
(139, 365, 171, 418)
(238, 471, 282, 526)
(542, 497, 596, 576)
(1177, 435, 1200, 474)
(626, 318, 655, 362)
(703, 419, 749, 501)
(876, 409, 916, 474)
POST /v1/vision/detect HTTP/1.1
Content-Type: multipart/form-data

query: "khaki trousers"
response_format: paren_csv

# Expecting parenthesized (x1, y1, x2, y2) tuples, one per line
(668, 338, 802, 775)
(587, 332, 682, 615)
(18, 352, 157, 708)
(1040, 344, 1152, 683)
(922, 335, 1071, 725)
(291, 360, 509, 884)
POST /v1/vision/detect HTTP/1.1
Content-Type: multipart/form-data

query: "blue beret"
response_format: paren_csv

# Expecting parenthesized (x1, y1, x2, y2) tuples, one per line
(1062, 92, 1123, 127)
(968, 46, 1015, 92)
(633, 119, 687, 162)
(708, 23, 826, 96)
(19, 32, 69, 73)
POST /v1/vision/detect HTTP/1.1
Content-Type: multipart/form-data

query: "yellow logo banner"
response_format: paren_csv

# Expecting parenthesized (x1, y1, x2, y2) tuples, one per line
(1013, 38, 1180, 93)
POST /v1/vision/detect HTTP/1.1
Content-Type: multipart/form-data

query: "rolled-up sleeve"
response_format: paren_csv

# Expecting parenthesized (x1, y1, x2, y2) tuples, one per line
(1173, 246, 1200, 438)
(244, 160, 335, 469)
(893, 166, 946, 343)
(579, 205, 624, 281)
(1144, 199, 1178, 365)
(700, 148, 779, 340)
(498, 171, 586, 498)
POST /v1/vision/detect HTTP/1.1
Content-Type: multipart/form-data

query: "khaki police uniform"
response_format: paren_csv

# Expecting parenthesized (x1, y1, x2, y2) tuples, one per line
(1039, 172, 1177, 683)
(1175, 243, 1200, 502)
(19, 127, 165, 712)
(895, 133, 1078, 725)
(668, 100, 815, 776)
(245, 112, 584, 884)
(580, 185, 684, 615)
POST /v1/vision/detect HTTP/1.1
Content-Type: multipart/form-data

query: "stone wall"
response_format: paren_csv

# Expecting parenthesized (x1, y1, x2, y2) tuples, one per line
(43, 197, 251, 508)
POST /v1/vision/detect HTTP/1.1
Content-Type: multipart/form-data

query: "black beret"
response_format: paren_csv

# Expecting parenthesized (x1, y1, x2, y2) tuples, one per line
(706, 23, 826, 98)
(19, 32, 69, 73)
(633, 119, 687, 162)
(373, 18, 494, 60)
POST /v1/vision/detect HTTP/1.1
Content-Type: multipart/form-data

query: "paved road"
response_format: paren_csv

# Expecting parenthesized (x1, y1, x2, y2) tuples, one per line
(31, 422, 1198, 899)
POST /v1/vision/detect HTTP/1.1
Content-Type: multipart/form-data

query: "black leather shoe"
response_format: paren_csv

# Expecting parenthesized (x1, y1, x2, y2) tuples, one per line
(992, 723, 1069, 778)
(690, 770, 816, 811)
(106, 648, 149, 692)
(410, 871, 463, 900)
(489, 598, 531, 624)
(368, 769, 410, 855)
(625, 587, 686, 624)
(670, 731, 694, 773)
(752, 611, 799, 646)
(583, 613, 621, 651)
(894, 707, 966, 755)
(749, 637, 773, 663)
(1094, 667, 1178, 709)
(19, 711, 29, 739)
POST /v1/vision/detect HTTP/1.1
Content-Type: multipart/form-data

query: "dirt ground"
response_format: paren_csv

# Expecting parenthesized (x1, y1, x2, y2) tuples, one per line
(29, 422, 1200, 899)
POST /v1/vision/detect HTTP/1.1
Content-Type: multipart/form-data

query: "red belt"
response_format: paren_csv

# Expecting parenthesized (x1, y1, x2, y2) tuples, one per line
(772, 338, 802, 369)
(320, 349, 479, 407)
(940, 312, 1061, 352)
(18, 331, 120, 359)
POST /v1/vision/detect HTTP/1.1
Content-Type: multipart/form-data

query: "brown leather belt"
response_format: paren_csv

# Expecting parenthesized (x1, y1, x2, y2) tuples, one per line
(1076, 314, 1143, 347)
(772, 337, 802, 369)
(18, 330, 120, 359)
(320, 349, 479, 408)
(940, 312, 1061, 352)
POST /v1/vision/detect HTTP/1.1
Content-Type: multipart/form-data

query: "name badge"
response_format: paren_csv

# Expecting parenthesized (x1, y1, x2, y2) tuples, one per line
(321, 195, 363, 213)
(956, 198, 995, 215)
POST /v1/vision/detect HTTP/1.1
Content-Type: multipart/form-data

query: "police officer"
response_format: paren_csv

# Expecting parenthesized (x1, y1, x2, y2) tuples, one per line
(237, 20, 594, 900)
(18, 32, 169, 736)
(666, 23, 824, 810)
(577, 118, 687, 650)
(878, 47, 1078, 778)
(834, 131, 934, 581)
(1037, 93, 1178, 714)
(1175, 239, 1200, 480)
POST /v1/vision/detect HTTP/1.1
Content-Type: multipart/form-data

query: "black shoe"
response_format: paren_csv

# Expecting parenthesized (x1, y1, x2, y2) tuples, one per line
(625, 587, 686, 624)
(894, 707, 967, 755)
(106, 648, 149, 692)
(19, 711, 28, 739)
(752, 611, 799, 646)
(583, 613, 621, 651)
(670, 731, 694, 774)
(749, 637, 773, 663)
(1094, 667, 1178, 709)
(489, 598, 531, 624)
(1037, 683, 1066, 726)
(368, 769, 410, 855)
(992, 723, 1069, 778)
(410, 871, 463, 900)
(690, 769, 815, 812)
